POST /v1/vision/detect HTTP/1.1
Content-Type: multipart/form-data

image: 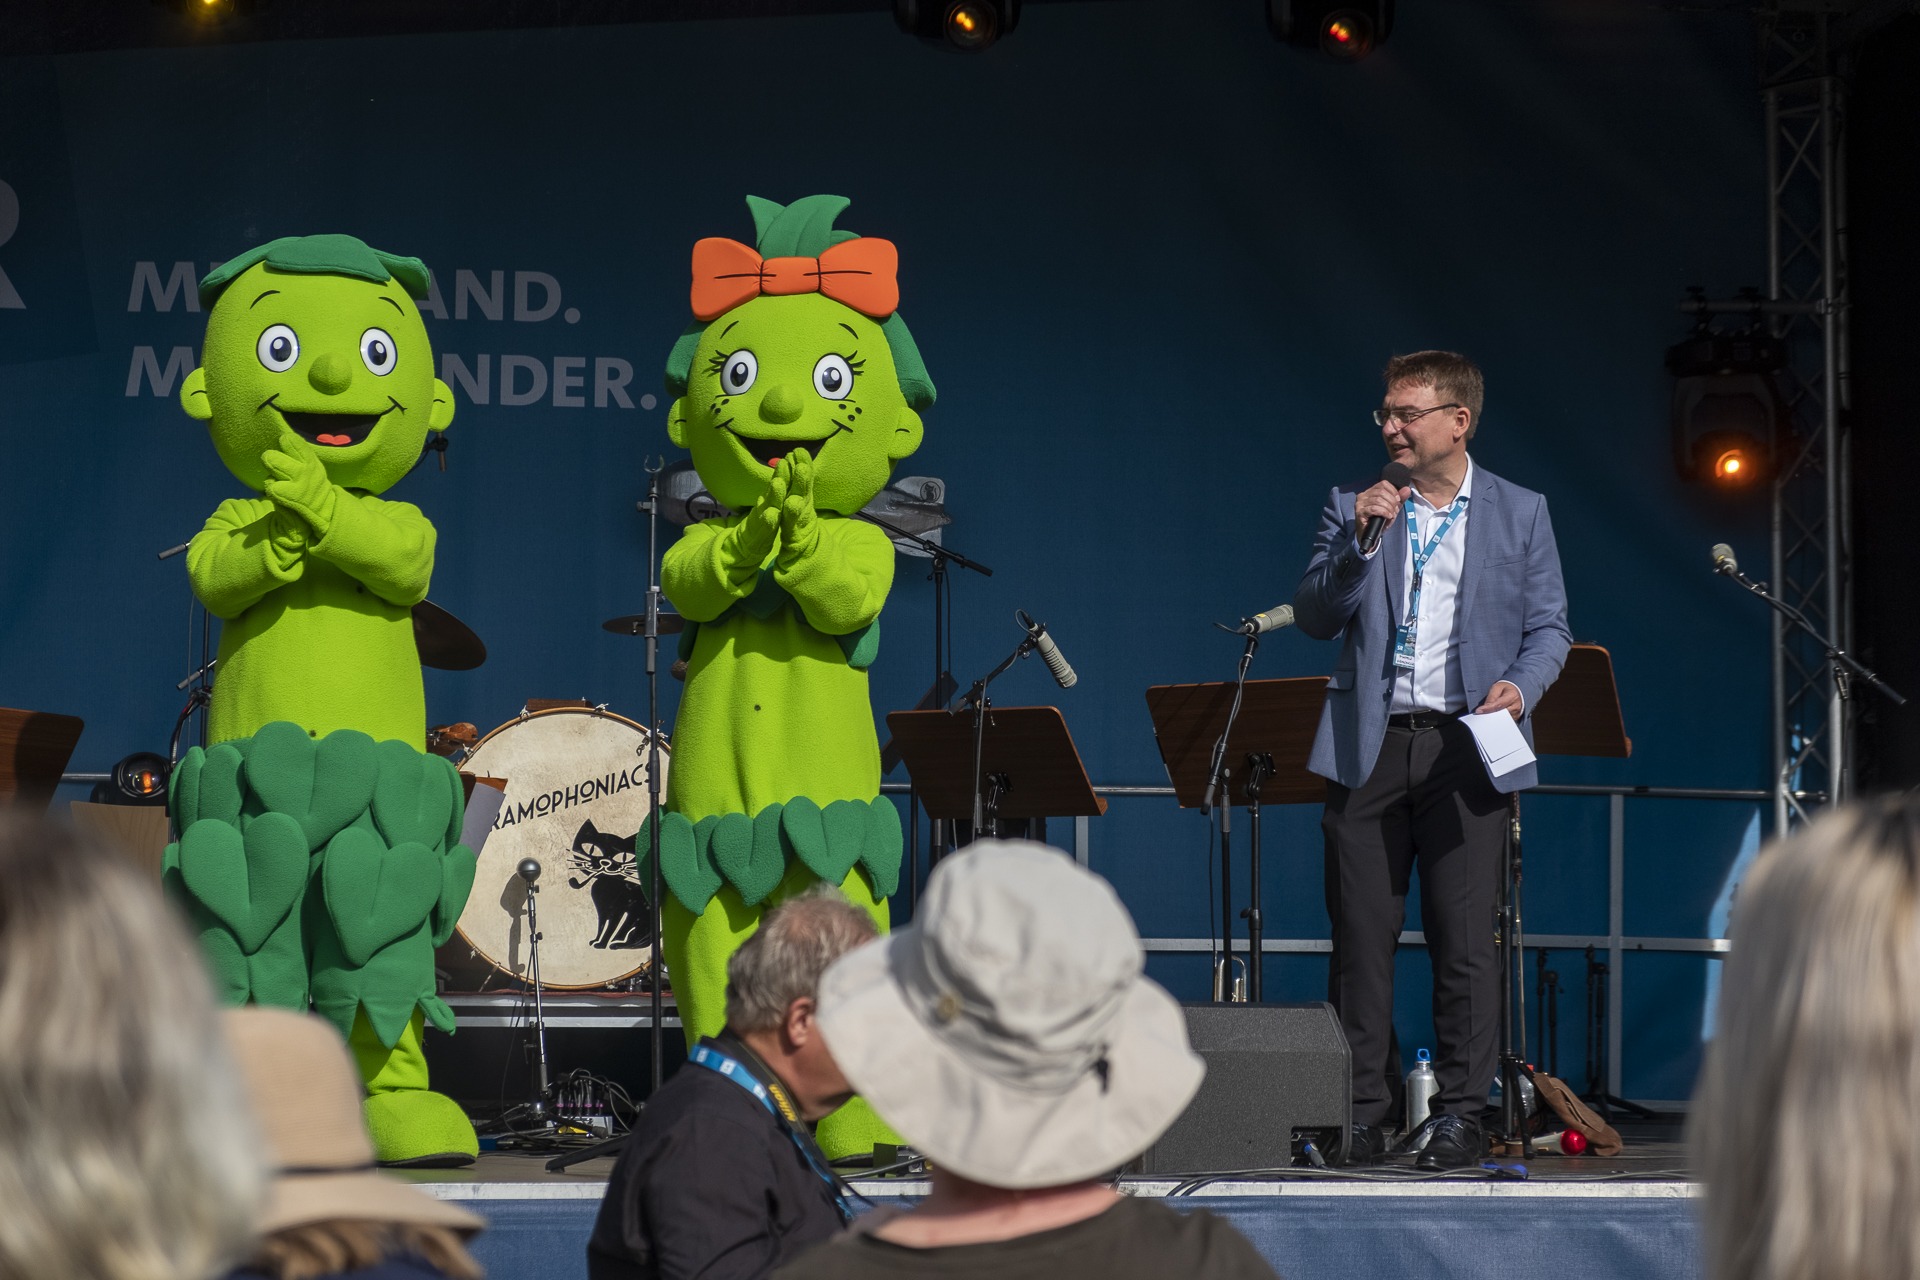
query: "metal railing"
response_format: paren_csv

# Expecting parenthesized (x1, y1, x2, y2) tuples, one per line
(885, 778, 1789, 1100)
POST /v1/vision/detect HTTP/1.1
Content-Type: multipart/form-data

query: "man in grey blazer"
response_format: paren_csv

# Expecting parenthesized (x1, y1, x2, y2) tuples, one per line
(1294, 351, 1570, 1171)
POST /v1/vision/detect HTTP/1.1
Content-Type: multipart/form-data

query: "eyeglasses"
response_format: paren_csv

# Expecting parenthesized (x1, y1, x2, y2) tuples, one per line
(1373, 403, 1461, 427)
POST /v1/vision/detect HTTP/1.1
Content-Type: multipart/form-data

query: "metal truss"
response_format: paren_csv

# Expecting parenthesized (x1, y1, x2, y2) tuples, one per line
(1759, 1, 1850, 828)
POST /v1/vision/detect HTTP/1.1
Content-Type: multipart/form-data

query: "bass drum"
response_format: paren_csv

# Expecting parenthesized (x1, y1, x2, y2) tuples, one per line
(451, 707, 669, 990)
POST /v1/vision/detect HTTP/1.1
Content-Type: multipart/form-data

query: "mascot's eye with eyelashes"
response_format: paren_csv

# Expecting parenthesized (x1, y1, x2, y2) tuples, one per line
(360, 327, 397, 376)
(718, 349, 758, 395)
(813, 353, 853, 399)
(257, 323, 299, 372)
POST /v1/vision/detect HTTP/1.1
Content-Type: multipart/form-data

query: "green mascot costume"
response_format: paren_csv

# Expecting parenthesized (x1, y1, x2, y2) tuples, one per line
(647, 195, 932, 1156)
(162, 234, 480, 1165)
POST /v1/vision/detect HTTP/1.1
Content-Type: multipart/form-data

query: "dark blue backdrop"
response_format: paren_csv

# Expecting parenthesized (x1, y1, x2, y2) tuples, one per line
(0, 0, 1769, 1100)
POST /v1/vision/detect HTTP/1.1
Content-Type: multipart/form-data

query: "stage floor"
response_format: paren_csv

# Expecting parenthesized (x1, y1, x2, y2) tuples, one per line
(400, 1126, 1701, 1280)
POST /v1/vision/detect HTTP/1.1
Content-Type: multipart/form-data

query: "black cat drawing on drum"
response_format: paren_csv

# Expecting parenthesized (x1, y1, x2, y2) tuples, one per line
(568, 819, 652, 951)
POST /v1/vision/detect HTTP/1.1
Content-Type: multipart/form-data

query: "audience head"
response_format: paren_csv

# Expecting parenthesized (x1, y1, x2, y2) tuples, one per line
(817, 839, 1204, 1189)
(1692, 794, 1920, 1280)
(223, 1006, 483, 1280)
(0, 817, 262, 1280)
(725, 884, 880, 1120)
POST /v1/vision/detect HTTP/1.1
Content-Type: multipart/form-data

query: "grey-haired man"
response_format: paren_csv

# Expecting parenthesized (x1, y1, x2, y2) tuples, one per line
(588, 887, 876, 1280)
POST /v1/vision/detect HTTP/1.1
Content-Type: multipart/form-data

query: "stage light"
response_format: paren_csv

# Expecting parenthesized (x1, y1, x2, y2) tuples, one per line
(1268, 0, 1393, 61)
(1666, 325, 1784, 489)
(91, 752, 170, 806)
(895, 0, 1020, 52)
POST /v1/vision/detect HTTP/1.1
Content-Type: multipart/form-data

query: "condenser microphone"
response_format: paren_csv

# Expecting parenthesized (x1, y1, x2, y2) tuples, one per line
(1016, 610, 1078, 689)
(1357, 462, 1415, 555)
(1236, 604, 1296, 637)
(517, 858, 542, 884)
(1711, 543, 1738, 576)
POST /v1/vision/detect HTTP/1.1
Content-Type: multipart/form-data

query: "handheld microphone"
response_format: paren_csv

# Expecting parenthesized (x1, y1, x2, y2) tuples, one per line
(1711, 543, 1738, 576)
(1357, 462, 1414, 555)
(1015, 609, 1078, 689)
(1236, 603, 1296, 637)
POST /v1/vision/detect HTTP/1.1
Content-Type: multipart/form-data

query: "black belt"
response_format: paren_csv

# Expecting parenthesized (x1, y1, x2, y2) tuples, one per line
(1387, 709, 1463, 730)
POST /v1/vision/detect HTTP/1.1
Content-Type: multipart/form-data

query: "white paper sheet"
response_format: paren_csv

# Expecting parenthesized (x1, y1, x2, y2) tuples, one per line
(1462, 709, 1537, 779)
(459, 776, 508, 856)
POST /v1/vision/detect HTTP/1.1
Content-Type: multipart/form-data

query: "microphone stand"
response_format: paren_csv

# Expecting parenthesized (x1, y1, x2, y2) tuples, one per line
(856, 510, 992, 882)
(1202, 625, 1260, 1003)
(544, 460, 671, 1174)
(953, 630, 1040, 843)
(1715, 558, 1906, 802)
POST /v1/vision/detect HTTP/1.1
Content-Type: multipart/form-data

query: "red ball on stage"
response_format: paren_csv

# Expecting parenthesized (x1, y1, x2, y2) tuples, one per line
(1561, 1129, 1589, 1155)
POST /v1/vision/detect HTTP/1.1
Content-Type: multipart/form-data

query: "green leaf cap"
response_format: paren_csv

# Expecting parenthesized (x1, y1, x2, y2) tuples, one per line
(198, 233, 432, 309)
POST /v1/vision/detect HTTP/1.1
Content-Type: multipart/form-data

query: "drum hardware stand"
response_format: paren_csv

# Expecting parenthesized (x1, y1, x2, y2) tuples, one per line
(640, 458, 669, 1096)
(1202, 625, 1259, 1003)
(168, 657, 217, 765)
(160, 538, 215, 758)
(856, 510, 991, 887)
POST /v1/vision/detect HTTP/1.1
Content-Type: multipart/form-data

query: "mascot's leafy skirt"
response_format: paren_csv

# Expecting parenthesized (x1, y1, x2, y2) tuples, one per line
(164, 720, 479, 1161)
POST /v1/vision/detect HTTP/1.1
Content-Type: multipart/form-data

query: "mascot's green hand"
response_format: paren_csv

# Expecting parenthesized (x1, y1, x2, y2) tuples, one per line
(776, 447, 821, 568)
(723, 474, 782, 570)
(263, 427, 342, 539)
(268, 506, 309, 557)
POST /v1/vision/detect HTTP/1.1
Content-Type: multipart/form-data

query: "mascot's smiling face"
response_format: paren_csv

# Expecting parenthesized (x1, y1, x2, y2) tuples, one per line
(668, 292, 923, 515)
(182, 237, 453, 495)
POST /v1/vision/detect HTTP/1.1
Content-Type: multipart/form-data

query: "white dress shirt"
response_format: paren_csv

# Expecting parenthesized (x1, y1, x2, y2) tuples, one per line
(1360, 458, 1475, 715)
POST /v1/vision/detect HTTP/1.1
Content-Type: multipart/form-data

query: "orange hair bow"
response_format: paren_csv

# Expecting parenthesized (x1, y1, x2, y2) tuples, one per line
(689, 236, 900, 322)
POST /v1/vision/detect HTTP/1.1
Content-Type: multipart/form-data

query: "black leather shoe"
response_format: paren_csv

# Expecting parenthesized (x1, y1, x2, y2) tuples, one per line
(1343, 1123, 1388, 1166)
(1415, 1115, 1485, 1170)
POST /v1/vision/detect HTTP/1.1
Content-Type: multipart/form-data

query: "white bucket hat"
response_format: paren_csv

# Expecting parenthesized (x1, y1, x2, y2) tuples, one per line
(816, 840, 1204, 1188)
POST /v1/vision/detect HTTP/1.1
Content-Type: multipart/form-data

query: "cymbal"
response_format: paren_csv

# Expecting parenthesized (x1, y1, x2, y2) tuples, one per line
(413, 600, 487, 671)
(603, 612, 687, 637)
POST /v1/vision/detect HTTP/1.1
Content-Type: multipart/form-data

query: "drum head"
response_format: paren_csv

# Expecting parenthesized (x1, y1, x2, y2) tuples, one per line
(453, 707, 669, 989)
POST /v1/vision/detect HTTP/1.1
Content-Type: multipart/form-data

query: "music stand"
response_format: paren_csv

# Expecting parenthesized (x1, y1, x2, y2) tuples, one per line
(886, 707, 1106, 843)
(1496, 643, 1631, 1152)
(0, 708, 85, 814)
(1145, 679, 1327, 1002)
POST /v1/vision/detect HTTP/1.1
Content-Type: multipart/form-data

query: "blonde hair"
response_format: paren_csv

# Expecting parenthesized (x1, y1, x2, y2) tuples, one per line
(0, 818, 263, 1280)
(1691, 795, 1920, 1280)
(247, 1221, 481, 1280)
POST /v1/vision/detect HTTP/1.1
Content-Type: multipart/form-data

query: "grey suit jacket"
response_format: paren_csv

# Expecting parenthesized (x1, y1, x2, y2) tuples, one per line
(1293, 465, 1571, 794)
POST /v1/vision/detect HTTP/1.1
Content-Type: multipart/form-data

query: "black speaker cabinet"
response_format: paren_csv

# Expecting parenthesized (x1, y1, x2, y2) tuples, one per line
(1142, 1002, 1353, 1173)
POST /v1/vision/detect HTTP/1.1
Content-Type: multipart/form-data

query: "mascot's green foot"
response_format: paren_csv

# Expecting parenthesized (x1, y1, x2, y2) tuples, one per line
(816, 1094, 901, 1162)
(365, 1089, 478, 1167)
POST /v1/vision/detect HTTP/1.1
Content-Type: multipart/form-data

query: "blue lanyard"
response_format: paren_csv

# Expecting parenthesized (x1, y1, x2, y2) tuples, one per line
(689, 1042, 855, 1222)
(1402, 494, 1467, 623)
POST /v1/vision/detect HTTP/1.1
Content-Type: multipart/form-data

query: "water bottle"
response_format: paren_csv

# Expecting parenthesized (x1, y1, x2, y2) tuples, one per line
(1405, 1048, 1439, 1133)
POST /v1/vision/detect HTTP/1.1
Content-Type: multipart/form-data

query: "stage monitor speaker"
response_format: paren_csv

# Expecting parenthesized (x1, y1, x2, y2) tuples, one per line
(1142, 1002, 1352, 1173)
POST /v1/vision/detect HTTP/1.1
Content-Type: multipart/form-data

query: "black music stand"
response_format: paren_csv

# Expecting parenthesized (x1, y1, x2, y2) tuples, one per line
(1520, 643, 1636, 1134)
(886, 706, 1106, 844)
(1145, 679, 1327, 1003)
(0, 708, 85, 814)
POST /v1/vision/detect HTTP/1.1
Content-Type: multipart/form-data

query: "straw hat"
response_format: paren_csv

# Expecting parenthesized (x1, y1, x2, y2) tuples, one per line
(816, 840, 1204, 1188)
(223, 1007, 483, 1236)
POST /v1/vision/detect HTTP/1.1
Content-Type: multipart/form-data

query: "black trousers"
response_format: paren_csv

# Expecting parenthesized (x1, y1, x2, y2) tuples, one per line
(1322, 719, 1510, 1128)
